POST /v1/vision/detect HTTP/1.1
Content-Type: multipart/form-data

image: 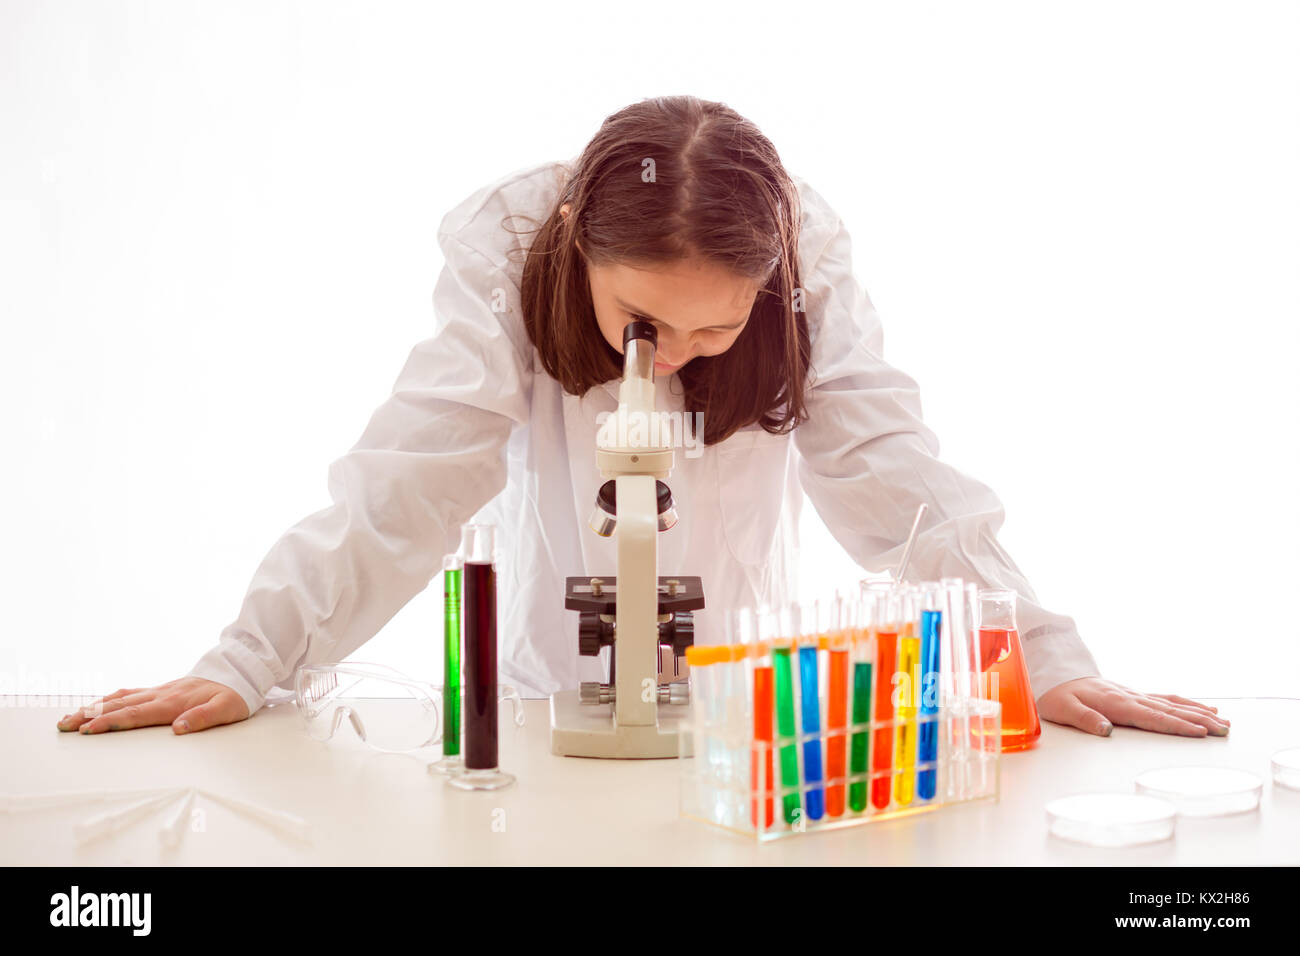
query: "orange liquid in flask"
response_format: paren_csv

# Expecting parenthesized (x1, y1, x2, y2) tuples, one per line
(979, 626, 1041, 751)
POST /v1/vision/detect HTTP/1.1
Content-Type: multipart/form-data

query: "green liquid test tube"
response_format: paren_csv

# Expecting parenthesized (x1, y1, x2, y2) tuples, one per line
(849, 661, 873, 813)
(442, 555, 462, 757)
(773, 642, 801, 825)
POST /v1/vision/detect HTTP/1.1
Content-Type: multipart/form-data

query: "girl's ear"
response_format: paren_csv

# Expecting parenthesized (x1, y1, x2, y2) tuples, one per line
(559, 203, 584, 257)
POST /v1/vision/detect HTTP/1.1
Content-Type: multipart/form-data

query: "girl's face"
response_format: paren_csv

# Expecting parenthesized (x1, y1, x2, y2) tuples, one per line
(586, 257, 758, 374)
(565, 202, 758, 374)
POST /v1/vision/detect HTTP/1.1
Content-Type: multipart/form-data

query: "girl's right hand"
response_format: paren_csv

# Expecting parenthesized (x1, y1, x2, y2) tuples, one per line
(55, 677, 251, 735)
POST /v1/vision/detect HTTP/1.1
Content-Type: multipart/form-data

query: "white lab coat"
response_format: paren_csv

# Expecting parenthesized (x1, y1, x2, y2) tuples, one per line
(188, 159, 1101, 711)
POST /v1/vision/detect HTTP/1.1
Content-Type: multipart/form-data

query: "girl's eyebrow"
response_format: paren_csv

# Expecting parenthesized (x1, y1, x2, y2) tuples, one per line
(614, 297, 748, 332)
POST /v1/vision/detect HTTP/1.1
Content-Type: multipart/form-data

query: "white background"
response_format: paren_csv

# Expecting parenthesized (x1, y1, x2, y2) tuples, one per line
(2, 0, 1296, 701)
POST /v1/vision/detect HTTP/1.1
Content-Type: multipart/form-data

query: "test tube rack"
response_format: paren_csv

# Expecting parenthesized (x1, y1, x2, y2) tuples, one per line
(679, 584, 1002, 842)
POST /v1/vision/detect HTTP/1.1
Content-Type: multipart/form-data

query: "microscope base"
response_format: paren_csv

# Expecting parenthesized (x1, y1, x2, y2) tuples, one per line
(549, 689, 693, 759)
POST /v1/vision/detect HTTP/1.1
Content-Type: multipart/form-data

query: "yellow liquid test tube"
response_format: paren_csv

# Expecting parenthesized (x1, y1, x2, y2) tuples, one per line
(893, 620, 921, 806)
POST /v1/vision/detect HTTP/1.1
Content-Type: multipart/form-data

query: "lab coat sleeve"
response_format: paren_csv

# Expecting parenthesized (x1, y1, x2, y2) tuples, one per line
(186, 232, 533, 716)
(791, 207, 1101, 698)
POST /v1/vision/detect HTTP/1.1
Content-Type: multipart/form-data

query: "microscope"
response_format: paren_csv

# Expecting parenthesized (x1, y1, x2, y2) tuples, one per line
(549, 320, 703, 758)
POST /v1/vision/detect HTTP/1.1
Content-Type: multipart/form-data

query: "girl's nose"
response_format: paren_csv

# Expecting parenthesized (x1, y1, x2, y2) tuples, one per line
(656, 341, 688, 366)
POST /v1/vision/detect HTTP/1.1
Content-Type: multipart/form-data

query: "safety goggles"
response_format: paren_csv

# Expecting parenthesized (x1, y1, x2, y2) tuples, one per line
(293, 662, 523, 754)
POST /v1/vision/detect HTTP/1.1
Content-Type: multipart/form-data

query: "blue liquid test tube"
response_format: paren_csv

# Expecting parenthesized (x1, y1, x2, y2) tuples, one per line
(918, 606, 942, 799)
(798, 635, 824, 821)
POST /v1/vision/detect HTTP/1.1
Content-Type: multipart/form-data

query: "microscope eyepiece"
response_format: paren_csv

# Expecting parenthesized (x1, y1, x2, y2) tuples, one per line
(588, 479, 678, 536)
(623, 319, 658, 349)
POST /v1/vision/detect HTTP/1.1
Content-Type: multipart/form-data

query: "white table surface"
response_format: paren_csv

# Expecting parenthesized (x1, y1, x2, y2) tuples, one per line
(2, 696, 1296, 865)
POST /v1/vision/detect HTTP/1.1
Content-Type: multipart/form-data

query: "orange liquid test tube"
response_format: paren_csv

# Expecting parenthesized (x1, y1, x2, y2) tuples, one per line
(752, 653, 775, 829)
(871, 628, 898, 810)
(827, 636, 849, 817)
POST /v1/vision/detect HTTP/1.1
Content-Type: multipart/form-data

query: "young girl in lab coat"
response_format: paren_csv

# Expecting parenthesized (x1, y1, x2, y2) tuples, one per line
(59, 96, 1227, 741)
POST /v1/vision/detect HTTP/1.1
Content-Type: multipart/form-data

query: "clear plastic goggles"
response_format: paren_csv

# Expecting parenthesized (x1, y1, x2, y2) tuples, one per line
(293, 662, 523, 754)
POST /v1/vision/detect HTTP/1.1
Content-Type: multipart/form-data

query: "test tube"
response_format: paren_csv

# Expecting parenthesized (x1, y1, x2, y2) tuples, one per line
(941, 578, 972, 801)
(685, 644, 725, 783)
(848, 588, 874, 814)
(965, 582, 984, 702)
(962, 582, 998, 794)
(685, 643, 726, 825)
(447, 524, 515, 791)
(917, 584, 942, 801)
(721, 643, 749, 826)
(765, 606, 801, 826)
(744, 607, 776, 832)
(794, 601, 824, 822)
(893, 586, 922, 806)
(868, 582, 900, 810)
(718, 616, 750, 793)
(825, 592, 851, 818)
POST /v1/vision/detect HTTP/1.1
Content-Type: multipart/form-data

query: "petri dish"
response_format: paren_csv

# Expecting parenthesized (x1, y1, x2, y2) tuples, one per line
(1272, 748, 1300, 791)
(1134, 766, 1262, 817)
(1046, 793, 1176, 847)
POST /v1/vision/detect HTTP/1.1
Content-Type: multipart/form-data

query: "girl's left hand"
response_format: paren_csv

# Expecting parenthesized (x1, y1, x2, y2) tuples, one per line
(1037, 677, 1230, 738)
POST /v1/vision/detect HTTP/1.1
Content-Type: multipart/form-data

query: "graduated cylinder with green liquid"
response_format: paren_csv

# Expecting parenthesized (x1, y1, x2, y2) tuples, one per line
(443, 553, 462, 756)
(429, 544, 467, 776)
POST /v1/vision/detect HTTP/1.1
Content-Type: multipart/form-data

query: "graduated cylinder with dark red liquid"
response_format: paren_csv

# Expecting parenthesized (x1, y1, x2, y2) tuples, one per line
(447, 523, 515, 791)
(463, 557, 498, 770)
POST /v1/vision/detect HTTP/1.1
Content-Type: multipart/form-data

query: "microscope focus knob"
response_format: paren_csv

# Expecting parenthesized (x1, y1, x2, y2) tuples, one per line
(578, 611, 613, 657)
(580, 682, 614, 705)
(673, 614, 694, 655)
(659, 611, 694, 656)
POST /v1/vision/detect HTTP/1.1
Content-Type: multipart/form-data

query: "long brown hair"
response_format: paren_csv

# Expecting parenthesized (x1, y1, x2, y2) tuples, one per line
(517, 95, 811, 446)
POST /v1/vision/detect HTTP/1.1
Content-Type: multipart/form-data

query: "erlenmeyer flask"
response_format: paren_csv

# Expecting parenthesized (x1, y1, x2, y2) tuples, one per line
(977, 589, 1041, 751)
